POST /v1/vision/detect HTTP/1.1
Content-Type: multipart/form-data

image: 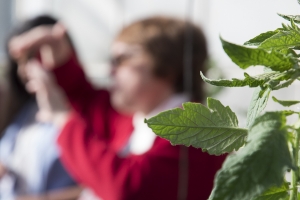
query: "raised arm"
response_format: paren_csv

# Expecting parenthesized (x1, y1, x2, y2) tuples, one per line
(9, 23, 102, 126)
(9, 23, 97, 108)
(51, 52, 97, 111)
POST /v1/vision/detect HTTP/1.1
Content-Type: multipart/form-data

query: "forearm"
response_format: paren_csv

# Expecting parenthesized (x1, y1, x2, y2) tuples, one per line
(51, 53, 96, 111)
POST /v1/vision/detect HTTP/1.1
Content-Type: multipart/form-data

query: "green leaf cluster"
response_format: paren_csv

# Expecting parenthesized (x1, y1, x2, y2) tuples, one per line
(209, 112, 293, 200)
(145, 4, 300, 200)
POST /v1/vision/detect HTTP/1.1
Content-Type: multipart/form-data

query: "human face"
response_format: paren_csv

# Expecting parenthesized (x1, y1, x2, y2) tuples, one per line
(110, 42, 173, 115)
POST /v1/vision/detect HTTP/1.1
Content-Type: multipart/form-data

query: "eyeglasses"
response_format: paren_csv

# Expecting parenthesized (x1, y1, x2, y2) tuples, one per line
(110, 48, 144, 67)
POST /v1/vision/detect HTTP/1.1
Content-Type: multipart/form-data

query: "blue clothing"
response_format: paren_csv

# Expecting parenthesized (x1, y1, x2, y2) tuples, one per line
(0, 101, 76, 199)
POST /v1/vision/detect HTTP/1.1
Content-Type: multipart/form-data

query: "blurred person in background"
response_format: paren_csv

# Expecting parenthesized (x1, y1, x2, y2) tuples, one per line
(0, 15, 80, 200)
(0, 72, 9, 137)
(9, 16, 226, 200)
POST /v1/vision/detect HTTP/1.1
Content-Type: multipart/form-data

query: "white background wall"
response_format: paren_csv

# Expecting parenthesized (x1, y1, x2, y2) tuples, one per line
(0, 0, 13, 61)
(7, 0, 300, 125)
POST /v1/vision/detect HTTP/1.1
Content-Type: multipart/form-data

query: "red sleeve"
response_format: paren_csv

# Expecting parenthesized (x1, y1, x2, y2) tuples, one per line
(52, 54, 97, 113)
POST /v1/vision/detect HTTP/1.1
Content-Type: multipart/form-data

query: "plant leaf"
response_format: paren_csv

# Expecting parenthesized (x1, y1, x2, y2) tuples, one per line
(271, 69, 300, 90)
(221, 37, 295, 72)
(209, 112, 294, 200)
(244, 30, 280, 46)
(278, 13, 300, 24)
(272, 96, 300, 107)
(280, 48, 299, 57)
(272, 79, 296, 90)
(259, 29, 300, 50)
(246, 88, 271, 127)
(201, 68, 299, 90)
(145, 98, 247, 155)
(200, 71, 280, 88)
(251, 183, 289, 200)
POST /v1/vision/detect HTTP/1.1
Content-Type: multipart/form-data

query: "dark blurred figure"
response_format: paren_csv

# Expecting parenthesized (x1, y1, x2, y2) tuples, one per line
(0, 76, 9, 136)
(9, 16, 226, 200)
(0, 16, 80, 200)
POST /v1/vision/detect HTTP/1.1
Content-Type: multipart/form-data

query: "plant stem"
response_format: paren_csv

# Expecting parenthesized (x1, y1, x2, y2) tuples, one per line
(290, 128, 300, 200)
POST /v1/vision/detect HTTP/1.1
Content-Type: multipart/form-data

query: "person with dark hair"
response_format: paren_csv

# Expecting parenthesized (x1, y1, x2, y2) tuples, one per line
(0, 15, 79, 200)
(0, 16, 58, 137)
(9, 16, 226, 200)
(0, 75, 9, 137)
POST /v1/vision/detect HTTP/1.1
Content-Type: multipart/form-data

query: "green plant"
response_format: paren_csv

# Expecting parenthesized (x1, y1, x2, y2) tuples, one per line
(145, 3, 300, 200)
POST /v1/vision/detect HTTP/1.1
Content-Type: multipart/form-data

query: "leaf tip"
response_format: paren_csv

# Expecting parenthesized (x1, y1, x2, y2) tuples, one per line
(200, 71, 205, 77)
(206, 97, 213, 102)
(272, 96, 277, 102)
(243, 41, 250, 45)
(201, 148, 208, 153)
(200, 71, 209, 83)
(219, 35, 225, 43)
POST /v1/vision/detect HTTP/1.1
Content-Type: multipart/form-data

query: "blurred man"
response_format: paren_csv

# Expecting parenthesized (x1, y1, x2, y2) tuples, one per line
(9, 16, 225, 200)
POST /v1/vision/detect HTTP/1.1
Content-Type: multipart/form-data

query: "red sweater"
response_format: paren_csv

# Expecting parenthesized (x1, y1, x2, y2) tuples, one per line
(53, 55, 226, 200)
